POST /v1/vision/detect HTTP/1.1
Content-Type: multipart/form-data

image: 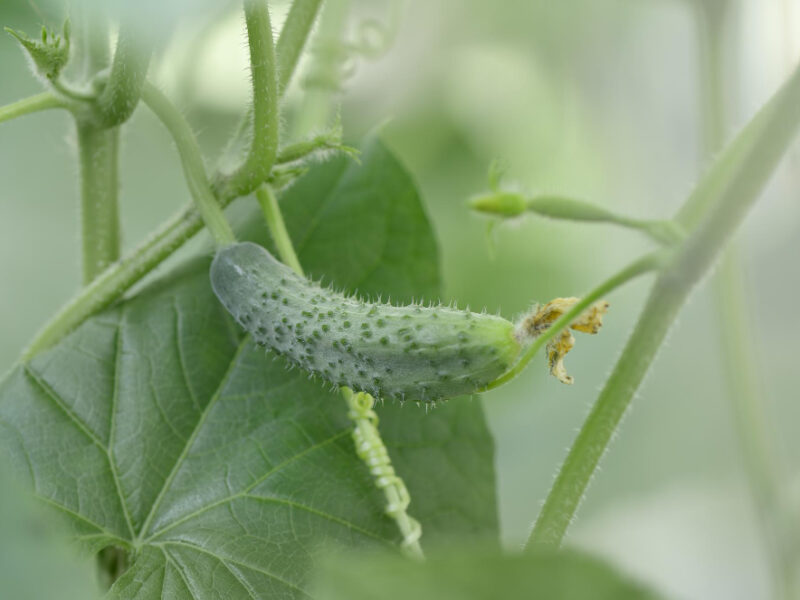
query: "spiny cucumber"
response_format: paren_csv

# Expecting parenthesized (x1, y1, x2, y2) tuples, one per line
(210, 242, 522, 402)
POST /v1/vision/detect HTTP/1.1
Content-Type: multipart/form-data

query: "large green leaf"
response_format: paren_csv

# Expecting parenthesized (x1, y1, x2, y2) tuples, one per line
(0, 138, 498, 599)
(313, 547, 663, 600)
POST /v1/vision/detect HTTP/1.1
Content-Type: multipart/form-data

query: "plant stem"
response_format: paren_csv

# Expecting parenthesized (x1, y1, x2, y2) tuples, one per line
(527, 274, 686, 548)
(291, 0, 351, 137)
(0, 93, 67, 124)
(95, 21, 152, 127)
(84, 6, 110, 76)
(76, 122, 121, 283)
(140, 83, 236, 247)
(714, 249, 795, 598)
(255, 185, 304, 274)
(276, 0, 324, 93)
(484, 251, 668, 391)
(275, 129, 353, 165)
(524, 196, 684, 246)
(213, 0, 279, 200)
(214, 0, 324, 182)
(697, 3, 795, 597)
(72, 0, 109, 79)
(527, 58, 800, 550)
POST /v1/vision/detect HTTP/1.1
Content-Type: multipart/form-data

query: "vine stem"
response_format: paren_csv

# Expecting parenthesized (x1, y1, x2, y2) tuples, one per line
(256, 182, 425, 558)
(527, 57, 800, 550)
(213, 0, 325, 179)
(140, 83, 236, 247)
(0, 93, 67, 124)
(76, 123, 121, 283)
(484, 251, 669, 391)
(77, 1, 110, 77)
(714, 249, 795, 598)
(256, 185, 304, 274)
(94, 20, 152, 128)
(696, 2, 796, 597)
(213, 0, 280, 200)
(291, 0, 351, 137)
(276, 0, 324, 93)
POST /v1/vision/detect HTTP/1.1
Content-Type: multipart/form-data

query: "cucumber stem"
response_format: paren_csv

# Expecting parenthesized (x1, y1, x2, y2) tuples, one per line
(256, 185, 304, 276)
(76, 122, 121, 283)
(212, 0, 280, 201)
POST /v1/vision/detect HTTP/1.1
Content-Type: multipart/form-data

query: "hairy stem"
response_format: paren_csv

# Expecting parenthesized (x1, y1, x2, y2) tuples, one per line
(485, 251, 668, 390)
(213, 0, 279, 200)
(697, 3, 795, 597)
(276, 0, 325, 93)
(94, 21, 152, 127)
(214, 0, 323, 180)
(256, 185, 304, 273)
(528, 58, 800, 550)
(76, 122, 121, 283)
(527, 274, 685, 547)
(0, 93, 68, 124)
(714, 250, 795, 597)
(140, 83, 236, 247)
(73, 0, 110, 78)
(291, 0, 351, 137)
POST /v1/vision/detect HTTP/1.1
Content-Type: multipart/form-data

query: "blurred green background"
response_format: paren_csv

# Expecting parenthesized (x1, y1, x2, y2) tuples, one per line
(1, 0, 799, 598)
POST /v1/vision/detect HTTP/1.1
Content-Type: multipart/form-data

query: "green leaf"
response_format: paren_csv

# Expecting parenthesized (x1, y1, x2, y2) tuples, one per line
(313, 547, 663, 600)
(0, 138, 498, 599)
(5, 19, 71, 81)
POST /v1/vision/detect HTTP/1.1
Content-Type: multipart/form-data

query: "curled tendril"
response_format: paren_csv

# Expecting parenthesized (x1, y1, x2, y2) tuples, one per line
(343, 388, 423, 557)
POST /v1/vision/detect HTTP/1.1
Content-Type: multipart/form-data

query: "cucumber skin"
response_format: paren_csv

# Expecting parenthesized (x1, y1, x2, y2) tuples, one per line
(211, 242, 520, 402)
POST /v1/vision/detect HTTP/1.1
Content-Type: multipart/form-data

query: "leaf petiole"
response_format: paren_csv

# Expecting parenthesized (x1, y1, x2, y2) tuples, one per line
(0, 92, 68, 125)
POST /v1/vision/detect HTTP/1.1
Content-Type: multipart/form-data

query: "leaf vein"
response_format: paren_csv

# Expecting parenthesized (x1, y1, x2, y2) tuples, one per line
(137, 338, 251, 540)
(147, 430, 350, 540)
(109, 312, 136, 539)
(160, 540, 312, 598)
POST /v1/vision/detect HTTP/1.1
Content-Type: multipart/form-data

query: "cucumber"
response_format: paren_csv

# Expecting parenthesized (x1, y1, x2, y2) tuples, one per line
(210, 242, 522, 402)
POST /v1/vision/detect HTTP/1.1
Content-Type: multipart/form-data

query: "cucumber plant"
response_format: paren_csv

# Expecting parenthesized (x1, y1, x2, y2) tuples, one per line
(0, 1, 798, 598)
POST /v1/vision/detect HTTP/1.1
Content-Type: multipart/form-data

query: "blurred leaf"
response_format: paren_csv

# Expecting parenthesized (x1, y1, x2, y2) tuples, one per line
(313, 547, 663, 600)
(0, 138, 498, 599)
(0, 460, 101, 599)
